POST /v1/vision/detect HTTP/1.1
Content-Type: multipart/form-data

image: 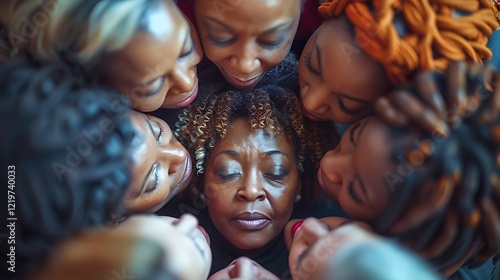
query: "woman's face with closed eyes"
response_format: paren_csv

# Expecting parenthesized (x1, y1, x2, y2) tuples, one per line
(318, 117, 398, 221)
(103, 0, 203, 112)
(298, 16, 390, 124)
(194, 0, 300, 88)
(124, 111, 193, 214)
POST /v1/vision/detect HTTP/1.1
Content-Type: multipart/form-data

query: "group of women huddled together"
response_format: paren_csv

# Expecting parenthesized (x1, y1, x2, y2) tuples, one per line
(1, 0, 499, 279)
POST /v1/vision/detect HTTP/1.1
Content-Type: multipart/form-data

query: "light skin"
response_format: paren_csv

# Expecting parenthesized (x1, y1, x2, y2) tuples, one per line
(118, 214, 212, 280)
(33, 214, 212, 280)
(194, 0, 300, 88)
(203, 118, 301, 250)
(124, 111, 193, 214)
(317, 116, 399, 221)
(102, 0, 203, 112)
(298, 16, 390, 124)
(209, 256, 280, 280)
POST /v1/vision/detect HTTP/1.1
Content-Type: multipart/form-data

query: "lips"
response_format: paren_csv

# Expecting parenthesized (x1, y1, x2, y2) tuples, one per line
(173, 83, 199, 109)
(301, 104, 328, 122)
(233, 212, 271, 231)
(173, 154, 192, 194)
(222, 71, 263, 89)
(197, 225, 211, 245)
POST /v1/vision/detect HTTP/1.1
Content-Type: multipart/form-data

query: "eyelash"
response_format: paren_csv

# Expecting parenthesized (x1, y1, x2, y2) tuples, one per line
(207, 36, 233, 46)
(265, 171, 287, 180)
(348, 178, 362, 204)
(180, 40, 195, 58)
(338, 96, 364, 116)
(207, 36, 284, 50)
(261, 40, 284, 50)
(218, 173, 240, 180)
(153, 120, 164, 142)
(303, 51, 319, 75)
(140, 77, 165, 97)
(146, 164, 160, 194)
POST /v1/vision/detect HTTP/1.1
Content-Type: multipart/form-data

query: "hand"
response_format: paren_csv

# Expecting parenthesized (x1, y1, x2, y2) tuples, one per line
(374, 61, 500, 136)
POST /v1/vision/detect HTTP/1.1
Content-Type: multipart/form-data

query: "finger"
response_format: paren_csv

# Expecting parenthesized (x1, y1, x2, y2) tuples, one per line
(484, 68, 500, 122)
(374, 96, 408, 128)
(414, 71, 446, 116)
(445, 61, 467, 126)
(389, 89, 450, 138)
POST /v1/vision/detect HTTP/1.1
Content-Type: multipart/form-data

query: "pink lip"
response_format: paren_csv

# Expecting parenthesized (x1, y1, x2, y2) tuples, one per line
(224, 72, 263, 88)
(174, 154, 192, 192)
(197, 225, 211, 245)
(301, 104, 328, 122)
(174, 83, 199, 108)
(232, 212, 271, 231)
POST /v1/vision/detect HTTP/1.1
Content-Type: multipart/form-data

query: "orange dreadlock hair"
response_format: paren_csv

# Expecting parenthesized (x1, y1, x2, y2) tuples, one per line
(318, 0, 500, 84)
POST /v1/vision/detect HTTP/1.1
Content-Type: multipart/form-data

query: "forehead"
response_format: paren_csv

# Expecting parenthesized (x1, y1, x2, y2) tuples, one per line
(103, 6, 188, 84)
(197, 0, 300, 28)
(353, 119, 398, 201)
(315, 17, 390, 101)
(212, 119, 295, 156)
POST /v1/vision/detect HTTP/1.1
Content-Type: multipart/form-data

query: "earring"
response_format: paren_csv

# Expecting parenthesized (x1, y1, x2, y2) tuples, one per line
(295, 194, 302, 203)
(297, 162, 304, 172)
(198, 192, 207, 203)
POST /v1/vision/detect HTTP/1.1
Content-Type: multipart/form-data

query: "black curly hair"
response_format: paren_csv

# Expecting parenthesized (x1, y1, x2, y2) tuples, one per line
(0, 58, 135, 275)
(175, 58, 337, 206)
(370, 74, 500, 276)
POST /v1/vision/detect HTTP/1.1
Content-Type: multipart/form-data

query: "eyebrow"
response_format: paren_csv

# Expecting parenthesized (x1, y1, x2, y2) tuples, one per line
(263, 150, 289, 158)
(212, 150, 239, 161)
(205, 16, 294, 34)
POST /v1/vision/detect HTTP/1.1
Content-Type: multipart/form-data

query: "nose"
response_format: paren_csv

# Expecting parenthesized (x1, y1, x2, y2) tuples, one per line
(174, 214, 198, 234)
(159, 139, 187, 174)
(300, 83, 331, 114)
(320, 149, 349, 185)
(170, 64, 196, 94)
(230, 44, 261, 76)
(236, 173, 266, 201)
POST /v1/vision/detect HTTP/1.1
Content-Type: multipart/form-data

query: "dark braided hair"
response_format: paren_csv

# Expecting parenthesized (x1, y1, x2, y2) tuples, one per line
(176, 62, 337, 206)
(0, 58, 135, 275)
(370, 74, 500, 276)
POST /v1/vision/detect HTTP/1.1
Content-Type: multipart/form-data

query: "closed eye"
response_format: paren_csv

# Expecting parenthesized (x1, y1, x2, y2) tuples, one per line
(153, 120, 164, 142)
(218, 173, 240, 180)
(303, 51, 320, 76)
(180, 40, 195, 58)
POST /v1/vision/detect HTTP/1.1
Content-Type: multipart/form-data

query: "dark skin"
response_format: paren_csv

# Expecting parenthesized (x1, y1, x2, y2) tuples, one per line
(378, 61, 500, 136)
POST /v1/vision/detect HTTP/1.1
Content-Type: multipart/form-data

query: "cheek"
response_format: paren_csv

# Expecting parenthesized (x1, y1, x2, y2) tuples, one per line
(204, 182, 233, 210)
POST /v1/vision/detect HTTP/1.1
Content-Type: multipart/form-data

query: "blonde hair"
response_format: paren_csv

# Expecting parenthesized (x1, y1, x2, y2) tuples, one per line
(5, 0, 161, 69)
(318, 0, 499, 84)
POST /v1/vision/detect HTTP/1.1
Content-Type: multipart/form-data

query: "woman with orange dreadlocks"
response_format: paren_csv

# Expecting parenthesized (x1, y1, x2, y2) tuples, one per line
(298, 0, 500, 133)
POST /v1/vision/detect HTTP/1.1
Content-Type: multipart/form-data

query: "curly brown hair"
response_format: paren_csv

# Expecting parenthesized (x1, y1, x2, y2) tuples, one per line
(176, 84, 337, 205)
